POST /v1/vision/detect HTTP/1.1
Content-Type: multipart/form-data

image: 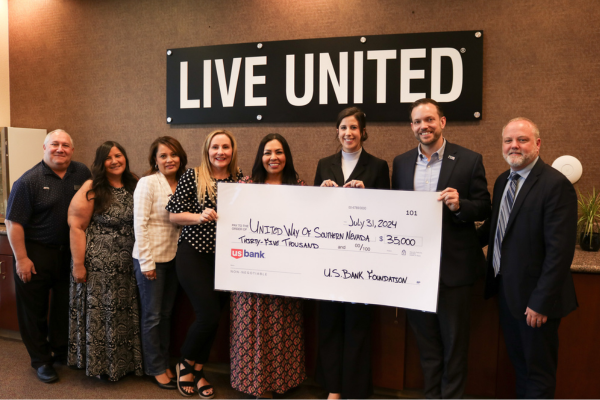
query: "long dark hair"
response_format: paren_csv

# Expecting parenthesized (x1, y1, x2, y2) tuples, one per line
(144, 136, 188, 180)
(86, 141, 138, 214)
(251, 133, 299, 185)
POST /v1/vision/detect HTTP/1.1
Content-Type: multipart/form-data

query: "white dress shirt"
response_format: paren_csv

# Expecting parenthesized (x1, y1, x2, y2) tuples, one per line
(132, 172, 181, 272)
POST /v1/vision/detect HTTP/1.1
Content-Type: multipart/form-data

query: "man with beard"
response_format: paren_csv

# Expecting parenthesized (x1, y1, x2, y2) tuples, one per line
(392, 98, 491, 398)
(480, 117, 577, 398)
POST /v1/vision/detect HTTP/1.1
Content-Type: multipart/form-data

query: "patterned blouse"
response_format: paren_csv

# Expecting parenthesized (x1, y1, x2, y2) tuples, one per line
(166, 167, 243, 254)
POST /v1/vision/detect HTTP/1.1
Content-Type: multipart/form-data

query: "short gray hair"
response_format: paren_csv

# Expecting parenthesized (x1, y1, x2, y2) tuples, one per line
(44, 129, 74, 148)
(501, 117, 540, 139)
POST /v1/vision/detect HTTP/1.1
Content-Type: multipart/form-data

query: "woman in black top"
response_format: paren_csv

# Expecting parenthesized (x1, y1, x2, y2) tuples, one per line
(167, 130, 243, 399)
(314, 107, 390, 399)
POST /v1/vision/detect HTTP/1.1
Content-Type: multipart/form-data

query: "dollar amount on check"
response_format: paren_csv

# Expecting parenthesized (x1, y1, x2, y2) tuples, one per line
(215, 183, 443, 312)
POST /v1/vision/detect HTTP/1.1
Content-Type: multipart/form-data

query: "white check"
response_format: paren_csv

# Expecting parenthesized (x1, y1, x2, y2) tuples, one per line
(215, 183, 443, 312)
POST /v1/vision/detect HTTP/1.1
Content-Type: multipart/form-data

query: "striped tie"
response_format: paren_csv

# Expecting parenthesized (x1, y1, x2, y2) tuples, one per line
(493, 172, 520, 277)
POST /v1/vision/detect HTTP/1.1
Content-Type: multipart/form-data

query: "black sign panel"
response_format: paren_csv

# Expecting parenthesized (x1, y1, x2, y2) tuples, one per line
(166, 31, 483, 124)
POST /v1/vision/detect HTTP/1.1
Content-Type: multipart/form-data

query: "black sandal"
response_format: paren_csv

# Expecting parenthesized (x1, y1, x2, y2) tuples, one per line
(193, 368, 215, 399)
(176, 360, 196, 397)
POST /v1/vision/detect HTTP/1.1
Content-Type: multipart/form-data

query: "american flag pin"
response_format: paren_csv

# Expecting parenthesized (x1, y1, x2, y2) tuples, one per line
(448, 155, 455, 160)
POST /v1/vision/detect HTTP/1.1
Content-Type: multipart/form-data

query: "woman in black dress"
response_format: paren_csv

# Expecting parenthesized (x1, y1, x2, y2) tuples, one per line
(314, 107, 390, 399)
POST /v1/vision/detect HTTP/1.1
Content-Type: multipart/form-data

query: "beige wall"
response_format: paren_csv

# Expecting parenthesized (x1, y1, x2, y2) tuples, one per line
(7, 0, 600, 194)
(0, 0, 9, 127)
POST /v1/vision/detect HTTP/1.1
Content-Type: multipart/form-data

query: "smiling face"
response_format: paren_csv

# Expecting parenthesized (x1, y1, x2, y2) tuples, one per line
(337, 115, 363, 153)
(43, 131, 74, 172)
(155, 143, 181, 178)
(104, 146, 126, 179)
(410, 103, 446, 151)
(208, 134, 233, 173)
(502, 119, 541, 171)
(262, 139, 286, 180)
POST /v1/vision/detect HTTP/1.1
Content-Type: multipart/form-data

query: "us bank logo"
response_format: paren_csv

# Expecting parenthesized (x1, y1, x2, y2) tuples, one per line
(231, 249, 265, 259)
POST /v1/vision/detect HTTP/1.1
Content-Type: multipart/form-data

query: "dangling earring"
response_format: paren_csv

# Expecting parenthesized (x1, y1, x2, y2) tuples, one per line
(155, 164, 158, 170)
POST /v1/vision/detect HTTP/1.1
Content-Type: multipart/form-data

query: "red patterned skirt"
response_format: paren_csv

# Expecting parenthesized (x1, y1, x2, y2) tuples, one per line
(230, 292, 306, 396)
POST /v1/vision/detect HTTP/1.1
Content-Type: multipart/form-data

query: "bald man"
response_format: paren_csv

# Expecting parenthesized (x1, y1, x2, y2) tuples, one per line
(481, 118, 578, 398)
(6, 130, 91, 383)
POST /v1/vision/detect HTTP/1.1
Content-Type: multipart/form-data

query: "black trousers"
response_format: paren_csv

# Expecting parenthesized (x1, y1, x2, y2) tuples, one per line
(498, 278, 561, 399)
(316, 301, 373, 399)
(176, 241, 228, 363)
(406, 283, 472, 399)
(14, 241, 71, 369)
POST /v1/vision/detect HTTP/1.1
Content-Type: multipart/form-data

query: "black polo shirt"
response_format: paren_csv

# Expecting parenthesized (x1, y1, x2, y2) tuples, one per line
(6, 160, 91, 246)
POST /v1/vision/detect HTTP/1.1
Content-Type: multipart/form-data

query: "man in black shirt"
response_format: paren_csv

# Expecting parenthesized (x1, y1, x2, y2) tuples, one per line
(5, 129, 91, 383)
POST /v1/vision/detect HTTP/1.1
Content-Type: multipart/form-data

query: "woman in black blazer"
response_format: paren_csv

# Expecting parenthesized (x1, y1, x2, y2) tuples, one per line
(314, 107, 389, 399)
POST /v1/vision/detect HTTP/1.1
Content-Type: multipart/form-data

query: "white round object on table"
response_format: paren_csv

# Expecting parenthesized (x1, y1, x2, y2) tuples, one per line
(552, 156, 583, 184)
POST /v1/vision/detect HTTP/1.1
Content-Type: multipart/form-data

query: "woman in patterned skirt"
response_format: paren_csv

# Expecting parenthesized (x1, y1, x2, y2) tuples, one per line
(230, 133, 307, 399)
(167, 130, 244, 399)
(67, 141, 142, 381)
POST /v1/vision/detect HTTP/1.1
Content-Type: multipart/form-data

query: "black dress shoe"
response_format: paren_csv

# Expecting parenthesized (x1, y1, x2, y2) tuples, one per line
(153, 376, 177, 390)
(37, 364, 58, 383)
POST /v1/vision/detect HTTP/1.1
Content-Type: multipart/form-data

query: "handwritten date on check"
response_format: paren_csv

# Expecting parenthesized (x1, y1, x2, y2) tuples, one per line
(215, 183, 443, 312)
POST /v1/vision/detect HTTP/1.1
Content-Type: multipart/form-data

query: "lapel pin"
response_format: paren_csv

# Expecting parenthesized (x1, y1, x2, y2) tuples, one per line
(448, 155, 455, 160)
(43, 187, 50, 190)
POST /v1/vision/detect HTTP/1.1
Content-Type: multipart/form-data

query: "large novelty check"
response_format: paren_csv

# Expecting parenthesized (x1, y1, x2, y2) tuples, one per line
(215, 183, 443, 312)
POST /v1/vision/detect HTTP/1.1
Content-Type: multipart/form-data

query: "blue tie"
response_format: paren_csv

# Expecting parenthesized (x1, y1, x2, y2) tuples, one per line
(493, 172, 520, 277)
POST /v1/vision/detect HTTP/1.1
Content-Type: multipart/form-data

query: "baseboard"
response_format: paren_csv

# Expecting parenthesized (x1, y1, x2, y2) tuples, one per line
(0, 328, 21, 341)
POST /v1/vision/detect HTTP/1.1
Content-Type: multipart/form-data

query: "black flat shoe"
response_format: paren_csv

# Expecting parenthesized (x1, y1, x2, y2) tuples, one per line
(153, 376, 177, 390)
(37, 364, 58, 383)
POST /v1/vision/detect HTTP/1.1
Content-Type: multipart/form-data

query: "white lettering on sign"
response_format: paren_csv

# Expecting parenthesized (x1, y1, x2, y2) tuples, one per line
(245, 56, 267, 107)
(353, 51, 363, 104)
(215, 58, 242, 107)
(180, 61, 200, 109)
(286, 54, 314, 106)
(319, 52, 348, 105)
(180, 48, 465, 109)
(367, 50, 397, 104)
(400, 48, 426, 103)
(203, 59, 211, 108)
(431, 47, 463, 102)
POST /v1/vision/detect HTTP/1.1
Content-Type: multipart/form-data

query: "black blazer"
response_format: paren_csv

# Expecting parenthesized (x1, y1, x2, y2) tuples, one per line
(481, 158, 578, 319)
(314, 149, 389, 189)
(391, 141, 491, 287)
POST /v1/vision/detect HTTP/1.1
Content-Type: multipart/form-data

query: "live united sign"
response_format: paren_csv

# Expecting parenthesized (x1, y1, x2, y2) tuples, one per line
(166, 31, 483, 124)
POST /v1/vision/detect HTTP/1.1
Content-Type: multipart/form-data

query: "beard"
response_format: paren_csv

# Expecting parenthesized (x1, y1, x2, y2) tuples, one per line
(503, 151, 536, 169)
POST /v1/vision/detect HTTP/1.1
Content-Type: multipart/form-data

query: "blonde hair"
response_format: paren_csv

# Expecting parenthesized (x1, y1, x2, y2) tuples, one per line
(196, 129, 239, 205)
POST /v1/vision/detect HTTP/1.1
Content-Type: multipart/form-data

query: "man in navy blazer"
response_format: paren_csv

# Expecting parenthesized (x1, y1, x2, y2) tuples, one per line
(481, 118, 577, 398)
(392, 98, 491, 398)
